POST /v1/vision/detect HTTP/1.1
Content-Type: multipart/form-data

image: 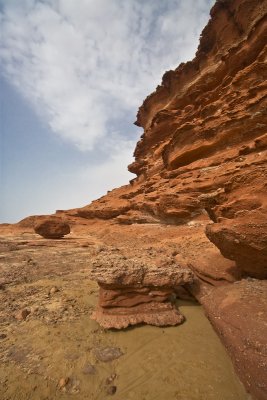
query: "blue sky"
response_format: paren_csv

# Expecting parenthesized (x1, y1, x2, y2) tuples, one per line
(0, 0, 213, 223)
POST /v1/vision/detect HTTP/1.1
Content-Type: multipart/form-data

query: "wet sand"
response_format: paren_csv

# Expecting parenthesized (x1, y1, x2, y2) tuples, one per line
(0, 294, 249, 400)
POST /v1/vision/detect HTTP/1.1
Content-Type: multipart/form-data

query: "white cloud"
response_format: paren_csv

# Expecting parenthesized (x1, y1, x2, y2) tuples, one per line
(0, 0, 213, 151)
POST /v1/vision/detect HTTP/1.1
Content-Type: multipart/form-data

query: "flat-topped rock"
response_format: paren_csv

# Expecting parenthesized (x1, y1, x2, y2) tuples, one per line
(89, 251, 194, 329)
(89, 252, 194, 288)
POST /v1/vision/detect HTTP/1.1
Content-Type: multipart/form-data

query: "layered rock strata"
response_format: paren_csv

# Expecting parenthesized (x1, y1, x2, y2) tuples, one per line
(68, 0, 267, 279)
(206, 211, 267, 278)
(89, 252, 194, 329)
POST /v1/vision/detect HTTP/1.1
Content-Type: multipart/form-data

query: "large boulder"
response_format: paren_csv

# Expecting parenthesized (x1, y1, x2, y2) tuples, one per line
(34, 218, 70, 239)
(206, 211, 267, 279)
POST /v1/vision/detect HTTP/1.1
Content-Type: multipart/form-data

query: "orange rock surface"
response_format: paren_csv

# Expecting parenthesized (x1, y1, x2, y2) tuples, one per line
(68, 0, 267, 278)
(88, 251, 193, 328)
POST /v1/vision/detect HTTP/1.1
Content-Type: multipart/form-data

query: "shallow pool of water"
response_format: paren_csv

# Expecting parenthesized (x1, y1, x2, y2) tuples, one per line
(104, 300, 250, 400)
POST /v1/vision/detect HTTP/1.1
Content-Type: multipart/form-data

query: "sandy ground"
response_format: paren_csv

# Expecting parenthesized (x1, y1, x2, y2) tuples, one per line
(0, 222, 250, 400)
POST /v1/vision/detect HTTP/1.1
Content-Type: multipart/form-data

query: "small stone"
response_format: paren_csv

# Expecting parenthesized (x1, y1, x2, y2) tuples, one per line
(64, 352, 80, 361)
(106, 373, 117, 384)
(82, 363, 96, 375)
(58, 377, 69, 389)
(95, 245, 106, 253)
(70, 379, 80, 394)
(0, 333, 7, 339)
(49, 286, 59, 295)
(93, 347, 123, 362)
(106, 385, 117, 395)
(15, 309, 30, 321)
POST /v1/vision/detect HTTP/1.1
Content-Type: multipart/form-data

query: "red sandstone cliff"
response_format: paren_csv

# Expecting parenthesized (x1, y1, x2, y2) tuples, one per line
(70, 0, 267, 280)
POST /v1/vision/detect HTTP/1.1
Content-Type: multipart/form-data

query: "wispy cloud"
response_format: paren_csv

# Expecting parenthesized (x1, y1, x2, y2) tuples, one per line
(0, 0, 213, 152)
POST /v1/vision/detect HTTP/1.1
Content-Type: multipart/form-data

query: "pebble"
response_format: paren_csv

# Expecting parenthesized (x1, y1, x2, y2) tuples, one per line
(31, 306, 39, 313)
(49, 286, 59, 295)
(15, 309, 30, 321)
(82, 363, 96, 375)
(95, 244, 107, 253)
(0, 333, 7, 339)
(64, 352, 80, 361)
(93, 347, 123, 362)
(58, 377, 69, 389)
(106, 385, 117, 395)
(106, 373, 117, 384)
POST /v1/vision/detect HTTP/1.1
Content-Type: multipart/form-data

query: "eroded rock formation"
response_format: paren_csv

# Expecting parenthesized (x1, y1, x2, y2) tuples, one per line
(34, 218, 70, 239)
(206, 211, 267, 278)
(72, 0, 267, 278)
(89, 251, 193, 329)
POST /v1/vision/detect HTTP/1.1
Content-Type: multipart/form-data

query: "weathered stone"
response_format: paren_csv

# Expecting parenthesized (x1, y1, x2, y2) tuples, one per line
(58, 377, 69, 389)
(91, 301, 185, 329)
(188, 248, 241, 285)
(0, 333, 7, 339)
(89, 252, 194, 287)
(99, 286, 172, 308)
(15, 309, 30, 321)
(201, 280, 267, 400)
(106, 374, 117, 384)
(106, 385, 117, 395)
(93, 347, 123, 362)
(206, 212, 267, 279)
(82, 363, 96, 375)
(49, 286, 59, 295)
(89, 252, 193, 329)
(34, 218, 70, 239)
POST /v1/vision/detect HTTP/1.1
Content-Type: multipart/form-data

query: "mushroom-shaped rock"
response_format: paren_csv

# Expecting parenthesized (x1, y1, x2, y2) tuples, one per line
(89, 252, 194, 329)
(34, 218, 70, 239)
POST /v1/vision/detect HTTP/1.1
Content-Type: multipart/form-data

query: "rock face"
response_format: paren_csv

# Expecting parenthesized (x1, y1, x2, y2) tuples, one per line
(34, 218, 70, 239)
(89, 252, 193, 329)
(70, 0, 267, 279)
(201, 279, 267, 400)
(206, 211, 267, 278)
